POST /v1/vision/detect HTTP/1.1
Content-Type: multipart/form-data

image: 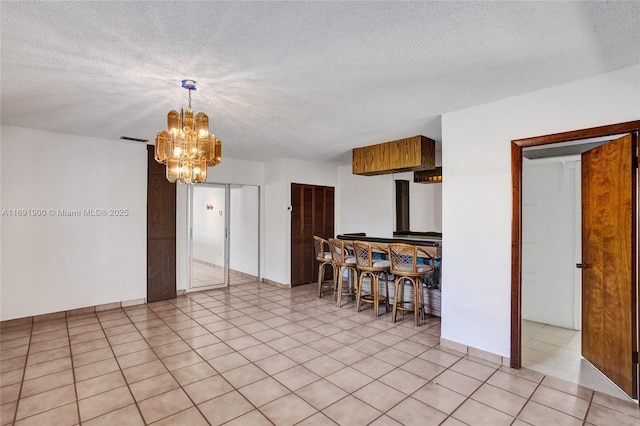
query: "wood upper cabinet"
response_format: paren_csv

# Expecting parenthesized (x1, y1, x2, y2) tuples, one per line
(352, 135, 436, 176)
(291, 183, 334, 286)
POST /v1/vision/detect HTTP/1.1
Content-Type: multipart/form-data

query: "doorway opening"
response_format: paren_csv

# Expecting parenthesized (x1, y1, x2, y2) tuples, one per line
(188, 183, 260, 290)
(511, 121, 640, 401)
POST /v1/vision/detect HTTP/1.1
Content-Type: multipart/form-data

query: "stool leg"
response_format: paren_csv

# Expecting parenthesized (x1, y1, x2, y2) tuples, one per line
(332, 264, 339, 301)
(317, 263, 324, 298)
(372, 273, 379, 317)
(332, 266, 337, 303)
(351, 268, 358, 301)
(419, 279, 425, 324)
(392, 277, 401, 323)
(413, 279, 420, 327)
(356, 272, 364, 313)
(383, 272, 390, 313)
(399, 280, 406, 317)
(335, 267, 343, 308)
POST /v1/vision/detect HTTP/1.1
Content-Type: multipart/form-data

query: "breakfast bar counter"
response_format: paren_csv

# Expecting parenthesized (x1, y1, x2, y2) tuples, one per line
(336, 232, 442, 316)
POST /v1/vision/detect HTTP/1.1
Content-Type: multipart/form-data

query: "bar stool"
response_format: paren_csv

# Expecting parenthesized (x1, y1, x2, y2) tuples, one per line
(328, 238, 358, 308)
(313, 236, 335, 298)
(352, 241, 391, 317)
(388, 243, 435, 326)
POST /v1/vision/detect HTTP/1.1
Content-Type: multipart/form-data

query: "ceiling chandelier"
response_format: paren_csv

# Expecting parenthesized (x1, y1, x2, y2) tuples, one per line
(155, 80, 221, 184)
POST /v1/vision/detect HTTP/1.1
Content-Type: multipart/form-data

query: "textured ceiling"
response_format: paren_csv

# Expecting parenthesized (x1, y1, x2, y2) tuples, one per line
(1, 1, 639, 164)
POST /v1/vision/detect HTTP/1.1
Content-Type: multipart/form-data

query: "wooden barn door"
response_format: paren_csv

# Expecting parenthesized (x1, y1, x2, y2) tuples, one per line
(147, 146, 177, 302)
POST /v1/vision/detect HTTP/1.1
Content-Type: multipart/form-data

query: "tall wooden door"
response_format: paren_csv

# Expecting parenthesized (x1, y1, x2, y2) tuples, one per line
(147, 146, 177, 302)
(291, 184, 334, 286)
(581, 133, 637, 397)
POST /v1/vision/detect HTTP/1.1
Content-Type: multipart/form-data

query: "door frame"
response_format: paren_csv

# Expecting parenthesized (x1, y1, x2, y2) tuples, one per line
(187, 183, 261, 291)
(188, 183, 230, 290)
(510, 120, 640, 369)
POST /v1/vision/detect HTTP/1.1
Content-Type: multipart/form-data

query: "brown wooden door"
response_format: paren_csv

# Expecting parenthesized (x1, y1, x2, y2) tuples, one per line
(147, 146, 177, 302)
(291, 183, 334, 286)
(581, 133, 637, 397)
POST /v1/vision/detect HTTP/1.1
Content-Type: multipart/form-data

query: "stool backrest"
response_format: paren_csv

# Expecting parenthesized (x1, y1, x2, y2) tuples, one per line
(327, 238, 349, 263)
(313, 236, 329, 262)
(352, 241, 388, 268)
(388, 243, 435, 275)
(352, 241, 372, 267)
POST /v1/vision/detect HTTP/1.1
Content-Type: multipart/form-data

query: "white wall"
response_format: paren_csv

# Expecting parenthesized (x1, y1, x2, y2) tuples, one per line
(1, 125, 147, 320)
(264, 159, 288, 285)
(336, 166, 443, 237)
(264, 158, 338, 285)
(263, 156, 443, 286)
(192, 185, 226, 266)
(441, 64, 640, 357)
(260, 158, 444, 286)
(176, 184, 189, 291)
(410, 182, 442, 233)
(337, 165, 395, 237)
(522, 156, 581, 329)
(230, 185, 259, 276)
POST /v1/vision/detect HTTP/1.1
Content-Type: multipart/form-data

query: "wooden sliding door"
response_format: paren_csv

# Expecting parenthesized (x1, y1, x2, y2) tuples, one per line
(147, 146, 176, 302)
(291, 183, 334, 286)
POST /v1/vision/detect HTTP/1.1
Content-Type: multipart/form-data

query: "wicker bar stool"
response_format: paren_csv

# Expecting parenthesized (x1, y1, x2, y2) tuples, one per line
(388, 243, 435, 326)
(328, 238, 358, 308)
(352, 241, 391, 317)
(314, 236, 335, 298)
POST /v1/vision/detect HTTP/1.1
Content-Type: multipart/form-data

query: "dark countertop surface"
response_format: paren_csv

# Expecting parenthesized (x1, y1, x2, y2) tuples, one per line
(337, 233, 441, 247)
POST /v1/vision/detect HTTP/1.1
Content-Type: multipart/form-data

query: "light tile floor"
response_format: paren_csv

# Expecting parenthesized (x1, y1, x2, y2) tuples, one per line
(191, 260, 259, 290)
(190, 260, 226, 289)
(522, 320, 633, 402)
(1, 281, 639, 425)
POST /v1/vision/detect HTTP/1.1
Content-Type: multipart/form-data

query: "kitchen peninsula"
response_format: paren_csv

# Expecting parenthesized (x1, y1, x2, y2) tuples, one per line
(337, 232, 442, 316)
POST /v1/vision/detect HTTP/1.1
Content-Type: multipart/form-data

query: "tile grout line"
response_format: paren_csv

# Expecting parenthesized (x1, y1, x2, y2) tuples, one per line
(65, 315, 83, 426)
(186, 289, 300, 425)
(8, 317, 33, 425)
(94, 310, 147, 425)
(508, 371, 543, 424)
(520, 377, 596, 422)
(511, 366, 600, 424)
(5, 282, 638, 425)
(341, 324, 452, 425)
(190, 286, 328, 425)
(581, 387, 596, 426)
(171, 295, 262, 426)
(127, 302, 212, 425)
(438, 356, 505, 425)
(141, 296, 251, 425)
(260, 298, 438, 424)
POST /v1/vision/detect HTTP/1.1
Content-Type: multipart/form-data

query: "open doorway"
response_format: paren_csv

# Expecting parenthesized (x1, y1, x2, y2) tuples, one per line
(512, 121, 640, 402)
(188, 183, 260, 290)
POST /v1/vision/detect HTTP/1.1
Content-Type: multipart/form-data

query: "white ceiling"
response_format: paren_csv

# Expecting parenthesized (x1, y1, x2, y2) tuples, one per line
(1, 1, 638, 164)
